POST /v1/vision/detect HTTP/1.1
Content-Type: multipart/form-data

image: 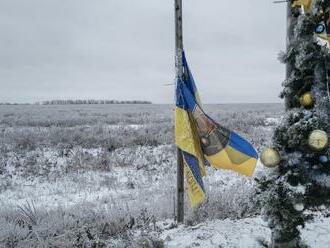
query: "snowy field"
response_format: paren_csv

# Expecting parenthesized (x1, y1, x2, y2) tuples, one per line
(1, 103, 328, 247)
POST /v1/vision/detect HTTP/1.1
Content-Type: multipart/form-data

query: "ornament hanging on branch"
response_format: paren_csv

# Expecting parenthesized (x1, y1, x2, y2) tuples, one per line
(319, 155, 329, 164)
(299, 91, 314, 108)
(261, 148, 281, 168)
(315, 23, 326, 34)
(308, 130, 328, 151)
(317, 0, 330, 45)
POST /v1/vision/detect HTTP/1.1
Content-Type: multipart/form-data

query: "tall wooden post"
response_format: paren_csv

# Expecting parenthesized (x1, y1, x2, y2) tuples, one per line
(286, 1, 293, 79)
(175, 0, 184, 223)
(271, 2, 295, 247)
(284, 0, 297, 110)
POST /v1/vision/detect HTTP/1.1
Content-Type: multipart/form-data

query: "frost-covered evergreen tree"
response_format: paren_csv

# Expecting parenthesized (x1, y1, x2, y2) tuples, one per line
(258, 1, 330, 247)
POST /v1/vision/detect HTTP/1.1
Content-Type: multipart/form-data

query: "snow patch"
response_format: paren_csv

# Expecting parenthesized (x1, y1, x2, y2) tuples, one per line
(160, 216, 330, 248)
(161, 217, 270, 248)
(264, 117, 281, 126)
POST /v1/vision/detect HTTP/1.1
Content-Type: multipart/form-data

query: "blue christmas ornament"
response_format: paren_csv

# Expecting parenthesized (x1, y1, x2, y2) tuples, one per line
(315, 24, 325, 34)
(319, 155, 328, 164)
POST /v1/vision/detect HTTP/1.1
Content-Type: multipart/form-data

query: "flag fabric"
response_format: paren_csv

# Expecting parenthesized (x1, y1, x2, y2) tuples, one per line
(175, 51, 258, 207)
(175, 59, 206, 207)
(292, 0, 313, 12)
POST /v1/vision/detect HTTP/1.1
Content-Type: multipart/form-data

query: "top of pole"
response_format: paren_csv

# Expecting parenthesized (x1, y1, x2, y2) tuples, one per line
(175, 0, 183, 49)
(175, 0, 184, 79)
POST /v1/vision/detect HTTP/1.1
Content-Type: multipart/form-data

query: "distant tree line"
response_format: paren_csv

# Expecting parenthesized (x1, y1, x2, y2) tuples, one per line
(36, 100, 152, 105)
(0, 100, 152, 105)
(0, 102, 31, 105)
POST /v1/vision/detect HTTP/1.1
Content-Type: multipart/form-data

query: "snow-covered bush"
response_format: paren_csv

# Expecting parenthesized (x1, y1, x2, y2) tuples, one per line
(0, 202, 164, 247)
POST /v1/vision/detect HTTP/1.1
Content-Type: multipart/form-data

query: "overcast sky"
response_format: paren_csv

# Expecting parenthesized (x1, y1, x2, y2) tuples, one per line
(0, 0, 287, 103)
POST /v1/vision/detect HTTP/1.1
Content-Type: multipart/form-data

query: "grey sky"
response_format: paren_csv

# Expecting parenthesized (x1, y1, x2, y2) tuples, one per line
(0, 0, 286, 103)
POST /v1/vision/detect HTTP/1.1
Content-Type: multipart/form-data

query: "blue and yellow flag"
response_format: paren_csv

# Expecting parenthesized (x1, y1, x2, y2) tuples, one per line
(175, 51, 258, 208)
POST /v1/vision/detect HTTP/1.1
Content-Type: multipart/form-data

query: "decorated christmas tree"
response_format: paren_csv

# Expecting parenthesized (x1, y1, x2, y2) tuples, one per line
(258, 1, 330, 247)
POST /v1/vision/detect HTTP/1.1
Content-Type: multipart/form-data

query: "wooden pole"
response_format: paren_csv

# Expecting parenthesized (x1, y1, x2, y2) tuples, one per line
(286, 0, 293, 80)
(175, 0, 184, 223)
(284, 1, 294, 109)
(271, 2, 294, 247)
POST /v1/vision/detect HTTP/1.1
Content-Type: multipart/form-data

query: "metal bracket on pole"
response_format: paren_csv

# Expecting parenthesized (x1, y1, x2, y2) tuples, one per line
(175, 0, 184, 223)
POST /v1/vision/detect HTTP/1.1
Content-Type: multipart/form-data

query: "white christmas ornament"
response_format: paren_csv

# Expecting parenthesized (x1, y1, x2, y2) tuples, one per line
(260, 148, 281, 168)
(294, 203, 304, 212)
(308, 130, 328, 151)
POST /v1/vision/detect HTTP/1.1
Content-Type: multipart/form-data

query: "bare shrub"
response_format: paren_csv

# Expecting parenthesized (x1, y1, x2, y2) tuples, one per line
(186, 173, 260, 225)
(94, 147, 111, 171)
(17, 201, 38, 227)
(4, 128, 39, 151)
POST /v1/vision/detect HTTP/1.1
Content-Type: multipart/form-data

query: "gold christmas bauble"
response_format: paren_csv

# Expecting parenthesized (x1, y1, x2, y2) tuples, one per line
(308, 130, 328, 151)
(299, 92, 314, 108)
(260, 148, 281, 168)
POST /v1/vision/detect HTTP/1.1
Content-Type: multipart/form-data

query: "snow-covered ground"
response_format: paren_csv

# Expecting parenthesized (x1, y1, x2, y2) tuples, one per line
(3, 145, 329, 247)
(9, 103, 327, 247)
(4, 143, 329, 247)
(1, 145, 176, 213)
(1, 143, 259, 215)
(162, 217, 271, 248)
(160, 216, 330, 248)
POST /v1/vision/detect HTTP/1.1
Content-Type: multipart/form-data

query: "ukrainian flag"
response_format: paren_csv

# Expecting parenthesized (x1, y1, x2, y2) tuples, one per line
(175, 51, 258, 207)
